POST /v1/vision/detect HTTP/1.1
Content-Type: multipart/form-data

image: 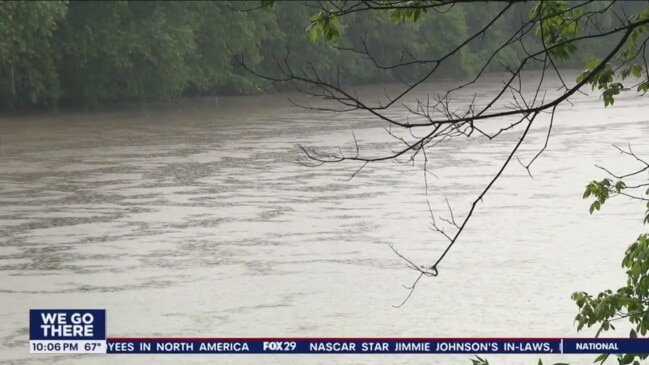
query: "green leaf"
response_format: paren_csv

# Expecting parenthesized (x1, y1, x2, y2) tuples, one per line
(594, 353, 610, 364)
(390, 11, 402, 24)
(590, 201, 601, 214)
(308, 26, 318, 42)
(585, 58, 601, 69)
(412, 10, 420, 22)
(620, 353, 635, 365)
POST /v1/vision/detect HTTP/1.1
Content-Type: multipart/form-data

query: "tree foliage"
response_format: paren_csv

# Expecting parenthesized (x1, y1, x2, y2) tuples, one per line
(571, 146, 649, 365)
(0, 1, 67, 107)
(1, 1, 646, 109)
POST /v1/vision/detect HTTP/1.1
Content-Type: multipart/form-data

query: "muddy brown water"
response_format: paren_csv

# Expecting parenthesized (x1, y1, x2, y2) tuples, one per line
(1, 72, 648, 364)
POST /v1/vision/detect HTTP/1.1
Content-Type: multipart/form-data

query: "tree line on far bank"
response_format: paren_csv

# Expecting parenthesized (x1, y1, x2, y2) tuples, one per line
(0, 1, 633, 110)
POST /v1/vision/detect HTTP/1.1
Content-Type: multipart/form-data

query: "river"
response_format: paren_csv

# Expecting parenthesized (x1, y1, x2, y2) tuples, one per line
(1, 72, 648, 364)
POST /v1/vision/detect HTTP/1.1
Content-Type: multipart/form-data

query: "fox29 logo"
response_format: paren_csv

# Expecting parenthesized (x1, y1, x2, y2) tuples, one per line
(30, 309, 106, 340)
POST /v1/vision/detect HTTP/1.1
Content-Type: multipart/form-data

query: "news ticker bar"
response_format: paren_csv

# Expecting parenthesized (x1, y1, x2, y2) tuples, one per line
(29, 338, 649, 354)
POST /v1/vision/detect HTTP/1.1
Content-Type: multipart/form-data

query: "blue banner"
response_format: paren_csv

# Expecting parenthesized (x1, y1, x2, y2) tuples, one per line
(106, 338, 564, 354)
(104, 338, 649, 354)
(563, 339, 649, 354)
(29, 309, 106, 340)
(30, 309, 649, 355)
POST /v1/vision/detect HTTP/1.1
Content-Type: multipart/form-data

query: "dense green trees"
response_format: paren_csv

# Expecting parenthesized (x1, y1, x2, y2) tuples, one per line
(0, 0, 638, 110)
(1, 1, 234, 107)
(0, 1, 275, 107)
(0, 1, 67, 108)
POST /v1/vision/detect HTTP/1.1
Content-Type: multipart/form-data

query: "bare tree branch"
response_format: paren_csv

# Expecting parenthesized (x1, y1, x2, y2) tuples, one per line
(241, 0, 649, 306)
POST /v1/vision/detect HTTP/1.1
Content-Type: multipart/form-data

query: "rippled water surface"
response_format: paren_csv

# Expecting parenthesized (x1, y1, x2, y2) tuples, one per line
(1, 74, 648, 364)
